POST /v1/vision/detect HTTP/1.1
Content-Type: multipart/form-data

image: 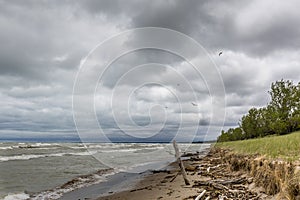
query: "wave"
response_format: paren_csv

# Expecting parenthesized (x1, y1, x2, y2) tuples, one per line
(0, 142, 167, 151)
(0, 146, 13, 150)
(30, 160, 167, 200)
(29, 159, 173, 200)
(85, 143, 165, 149)
(14, 143, 60, 149)
(0, 143, 62, 151)
(97, 146, 165, 153)
(30, 168, 114, 200)
(3, 192, 30, 200)
(0, 151, 97, 162)
(67, 146, 85, 149)
(100, 148, 138, 153)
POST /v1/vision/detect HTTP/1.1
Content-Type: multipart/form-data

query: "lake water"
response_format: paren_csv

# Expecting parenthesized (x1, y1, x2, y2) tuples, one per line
(0, 142, 210, 199)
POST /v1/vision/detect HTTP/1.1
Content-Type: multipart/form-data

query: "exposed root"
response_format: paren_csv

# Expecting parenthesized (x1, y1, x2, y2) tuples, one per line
(213, 148, 300, 199)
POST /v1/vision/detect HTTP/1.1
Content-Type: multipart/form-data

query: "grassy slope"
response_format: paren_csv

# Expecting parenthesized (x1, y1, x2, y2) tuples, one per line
(215, 131, 300, 161)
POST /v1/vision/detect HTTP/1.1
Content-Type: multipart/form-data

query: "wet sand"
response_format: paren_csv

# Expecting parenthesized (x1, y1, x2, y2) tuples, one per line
(60, 172, 143, 200)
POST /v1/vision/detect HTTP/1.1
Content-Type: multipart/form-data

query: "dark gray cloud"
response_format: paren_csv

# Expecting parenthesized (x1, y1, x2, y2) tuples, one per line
(0, 0, 300, 141)
(77, 0, 300, 55)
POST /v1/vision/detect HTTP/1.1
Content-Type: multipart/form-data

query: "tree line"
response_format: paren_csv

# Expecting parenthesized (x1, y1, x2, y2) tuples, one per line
(217, 79, 300, 142)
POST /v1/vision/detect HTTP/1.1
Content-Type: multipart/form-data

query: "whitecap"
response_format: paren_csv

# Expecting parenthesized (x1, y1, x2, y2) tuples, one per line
(0, 146, 13, 150)
(31, 168, 114, 200)
(0, 151, 97, 162)
(3, 192, 30, 200)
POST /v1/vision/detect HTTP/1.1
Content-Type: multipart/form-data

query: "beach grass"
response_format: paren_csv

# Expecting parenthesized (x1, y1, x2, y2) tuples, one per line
(215, 131, 300, 161)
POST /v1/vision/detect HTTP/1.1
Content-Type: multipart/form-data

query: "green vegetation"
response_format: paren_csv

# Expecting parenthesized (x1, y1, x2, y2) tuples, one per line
(216, 131, 300, 160)
(218, 79, 300, 142)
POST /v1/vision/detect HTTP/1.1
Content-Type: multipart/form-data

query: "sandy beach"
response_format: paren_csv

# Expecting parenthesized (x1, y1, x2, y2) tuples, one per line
(92, 147, 292, 200)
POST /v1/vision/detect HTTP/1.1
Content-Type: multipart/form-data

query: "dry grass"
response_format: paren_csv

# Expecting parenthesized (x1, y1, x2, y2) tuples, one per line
(215, 131, 300, 161)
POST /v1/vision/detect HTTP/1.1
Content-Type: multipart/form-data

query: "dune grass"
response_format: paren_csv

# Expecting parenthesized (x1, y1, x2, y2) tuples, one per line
(215, 131, 300, 161)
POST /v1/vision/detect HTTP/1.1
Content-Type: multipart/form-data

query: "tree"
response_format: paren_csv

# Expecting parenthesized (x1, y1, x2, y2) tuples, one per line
(240, 108, 261, 138)
(268, 79, 298, 134)
(217, 127, 243, 142)
(218, 79, 300, 142)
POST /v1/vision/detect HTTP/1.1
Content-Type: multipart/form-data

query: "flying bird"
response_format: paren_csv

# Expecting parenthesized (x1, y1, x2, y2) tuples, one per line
(191, 102, 198, 106)
(219, 51, 223, 56)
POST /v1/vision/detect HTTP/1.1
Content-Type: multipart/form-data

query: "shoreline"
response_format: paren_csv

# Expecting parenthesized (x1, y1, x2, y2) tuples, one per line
(94, 148, 265, 200)
(58, 161, 180, 200)
(60, 172, 145, 200)
(54, 147, 300, 200)
(94, 147, 299, 200)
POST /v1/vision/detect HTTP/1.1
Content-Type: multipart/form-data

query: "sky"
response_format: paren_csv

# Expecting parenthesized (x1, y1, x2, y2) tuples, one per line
(1, 0, 300, 142)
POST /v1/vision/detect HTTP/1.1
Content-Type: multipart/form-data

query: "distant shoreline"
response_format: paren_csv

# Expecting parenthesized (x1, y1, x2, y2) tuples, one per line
(0, 138, 216, 144)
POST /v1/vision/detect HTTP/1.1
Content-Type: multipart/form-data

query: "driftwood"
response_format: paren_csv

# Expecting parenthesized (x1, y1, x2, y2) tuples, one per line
(195, 189, 206, 200)
(173, 140, 190, 185)
(206, 167, 210, 173)
(151, 169, 171, 174)
(130, 186, 151, 192)
(186, 148, 262, 199)
(193, 181, 229, 190)
(207, 164, 225, 172)
(170, 171, 180, 182)
(181, 152, 197, 157)
(212, 177, 246, 185)
(194, 178, 246, 190)
(228, 189, 246, 194)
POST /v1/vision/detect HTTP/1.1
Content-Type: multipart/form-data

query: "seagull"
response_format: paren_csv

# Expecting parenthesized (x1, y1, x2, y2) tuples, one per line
(165, 106, 168, 109)
(219, 51, 223, 56)
(177, 83, 180, 86)
(191, 102, 198, 106)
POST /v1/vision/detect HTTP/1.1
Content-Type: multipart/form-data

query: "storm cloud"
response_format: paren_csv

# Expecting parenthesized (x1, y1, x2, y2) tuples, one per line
(0, 0, 300, 141)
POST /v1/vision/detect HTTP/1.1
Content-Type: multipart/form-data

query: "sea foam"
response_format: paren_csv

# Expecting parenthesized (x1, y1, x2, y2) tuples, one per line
(3, 192, 30, 200)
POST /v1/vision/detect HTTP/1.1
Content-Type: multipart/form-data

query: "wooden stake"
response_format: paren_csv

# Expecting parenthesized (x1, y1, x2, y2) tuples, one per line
(172, 140, 190, 185)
